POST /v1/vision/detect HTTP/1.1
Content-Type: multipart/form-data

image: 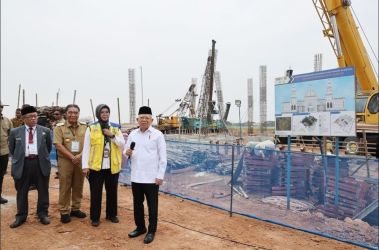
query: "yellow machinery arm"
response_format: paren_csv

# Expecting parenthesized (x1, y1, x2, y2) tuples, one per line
(312, 0, 378, 92)
(312, 0, 378, 156)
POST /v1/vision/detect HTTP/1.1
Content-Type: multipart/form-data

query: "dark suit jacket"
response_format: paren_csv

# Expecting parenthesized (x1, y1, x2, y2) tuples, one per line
(9, 125, 52, 180)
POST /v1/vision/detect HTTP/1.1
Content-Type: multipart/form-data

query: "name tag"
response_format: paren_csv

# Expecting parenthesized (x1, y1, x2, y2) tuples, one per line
(103, 148, 110, 158)
(28, 143, 38, 155)
(71, 140, 80, 152)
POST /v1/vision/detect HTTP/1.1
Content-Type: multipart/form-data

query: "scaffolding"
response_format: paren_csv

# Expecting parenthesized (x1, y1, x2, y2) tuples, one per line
(247, 78, 254, 135)
(259, 65, 267, 134)
(197, 40, 217, 123)
(128, 68, 136, 124)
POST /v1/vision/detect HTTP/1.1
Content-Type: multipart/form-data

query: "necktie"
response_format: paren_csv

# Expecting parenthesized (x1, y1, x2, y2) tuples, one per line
(28, 128, 33, 144)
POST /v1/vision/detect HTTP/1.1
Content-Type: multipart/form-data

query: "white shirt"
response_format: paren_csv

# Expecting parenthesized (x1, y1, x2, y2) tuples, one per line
(25, 125, 37, 156)
(125, 126, 167, 183)
(81, 124, 125, 170)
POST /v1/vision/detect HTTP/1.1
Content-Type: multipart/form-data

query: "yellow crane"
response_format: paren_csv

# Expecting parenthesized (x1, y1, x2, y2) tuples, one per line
(312, 0, 378, 156)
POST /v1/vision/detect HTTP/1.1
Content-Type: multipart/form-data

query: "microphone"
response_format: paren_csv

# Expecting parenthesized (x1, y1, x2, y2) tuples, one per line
(129, 142, 136, 159)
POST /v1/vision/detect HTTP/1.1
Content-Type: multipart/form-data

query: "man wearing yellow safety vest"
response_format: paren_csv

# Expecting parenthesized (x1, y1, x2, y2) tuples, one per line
(81, 104, 125, 227)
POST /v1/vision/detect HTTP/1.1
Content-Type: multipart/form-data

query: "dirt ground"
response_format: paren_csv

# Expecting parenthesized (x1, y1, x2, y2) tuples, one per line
(0, 166, 363, 250)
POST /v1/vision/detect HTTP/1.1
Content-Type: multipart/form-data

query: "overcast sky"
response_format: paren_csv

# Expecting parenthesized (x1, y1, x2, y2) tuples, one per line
(1, 0, 378, 123)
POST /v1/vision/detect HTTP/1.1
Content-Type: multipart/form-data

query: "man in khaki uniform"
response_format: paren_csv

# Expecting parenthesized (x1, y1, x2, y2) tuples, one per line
(53, 109, 65, 126)
(52, 109, 65, 179)
(11, 108, 23, 128)
(54, 104, 87, 223)
(0, 101, 13, 204)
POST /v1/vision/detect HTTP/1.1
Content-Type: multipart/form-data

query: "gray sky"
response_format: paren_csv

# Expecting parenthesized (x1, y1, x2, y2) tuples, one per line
(1, 0, 378, 123)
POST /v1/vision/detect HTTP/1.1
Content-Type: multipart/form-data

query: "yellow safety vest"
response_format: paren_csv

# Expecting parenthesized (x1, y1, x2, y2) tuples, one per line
(88, 122, 122, 174)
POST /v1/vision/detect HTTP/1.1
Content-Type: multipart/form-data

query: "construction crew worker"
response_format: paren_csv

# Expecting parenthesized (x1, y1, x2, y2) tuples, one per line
(52, 108, 65, 179)
(54, 104, 87, 223)
(11, 108, 23, 128)
(82, 104, 125, 227)
(52, 109, 65, 126)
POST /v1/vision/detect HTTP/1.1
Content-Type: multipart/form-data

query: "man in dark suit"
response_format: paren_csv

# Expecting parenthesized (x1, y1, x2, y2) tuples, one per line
(8, 105, 52, 228)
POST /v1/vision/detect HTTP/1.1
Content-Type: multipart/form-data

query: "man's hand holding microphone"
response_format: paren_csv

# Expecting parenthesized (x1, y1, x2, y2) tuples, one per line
(123, 142, 135, 159)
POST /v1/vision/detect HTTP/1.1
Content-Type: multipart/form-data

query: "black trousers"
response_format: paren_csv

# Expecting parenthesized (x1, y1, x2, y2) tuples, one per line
(14, 158, 49, 219)
(131, 182, 159, 233)
(0, 154, 9, 196)
(88, 169, 119, 221)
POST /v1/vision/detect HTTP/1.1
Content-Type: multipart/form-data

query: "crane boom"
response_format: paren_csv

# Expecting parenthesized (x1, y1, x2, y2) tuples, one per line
(312, 0, 378, 156)
(312, 0, 378, 92)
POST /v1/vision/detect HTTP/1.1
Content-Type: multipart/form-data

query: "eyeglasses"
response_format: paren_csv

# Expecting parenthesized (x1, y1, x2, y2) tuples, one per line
(138, 116, 151, 120)
(53, 113, 61, 116)
(24, 114, 38, 119)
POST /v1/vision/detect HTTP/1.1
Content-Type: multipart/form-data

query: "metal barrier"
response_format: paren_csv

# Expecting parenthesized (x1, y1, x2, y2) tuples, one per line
(118, 139, 378, 249)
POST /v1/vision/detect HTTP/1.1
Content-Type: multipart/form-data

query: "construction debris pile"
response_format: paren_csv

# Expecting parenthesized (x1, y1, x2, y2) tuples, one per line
(240, 149, 378, 225)
(166, 142, 234, 176)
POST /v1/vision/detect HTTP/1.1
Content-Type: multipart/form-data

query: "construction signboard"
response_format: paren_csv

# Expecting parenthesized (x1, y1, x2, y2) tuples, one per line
(275, 67, 356, 137)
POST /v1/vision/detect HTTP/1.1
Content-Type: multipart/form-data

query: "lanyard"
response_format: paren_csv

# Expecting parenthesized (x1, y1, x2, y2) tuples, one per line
(69, 125, 78, 140)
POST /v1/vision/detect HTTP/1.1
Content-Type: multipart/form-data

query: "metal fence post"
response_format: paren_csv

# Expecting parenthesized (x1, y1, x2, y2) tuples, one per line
(334, 137, 339, 205)
(287, 135, 291, 210)
(230, 144, 235, 217)
(323, 151, 328, 205)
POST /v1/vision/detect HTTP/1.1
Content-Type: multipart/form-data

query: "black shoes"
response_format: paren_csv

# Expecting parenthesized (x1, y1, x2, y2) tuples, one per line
(61, 210, 86, 223)
(70, 210, 87, 218)
(10, 216, 49, 227)
(0, 197, 8, 204)
(106, 216, 119, 223)
(61, 214, 71, 223)
(10, 217, 26, 228)
(128, 228, 147, 238)
(128, 228, 155, 244)
(40, 216, 50, 225)
(91, 220, 100, 227)
(144, 232, 155, 244)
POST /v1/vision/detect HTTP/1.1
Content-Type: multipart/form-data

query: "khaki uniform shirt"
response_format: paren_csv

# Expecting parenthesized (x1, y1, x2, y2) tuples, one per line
(58, 118, 65, 123)
(11, 117, 23, 128)
(0, 115, 13, 156)
(53, 120, 87, 167)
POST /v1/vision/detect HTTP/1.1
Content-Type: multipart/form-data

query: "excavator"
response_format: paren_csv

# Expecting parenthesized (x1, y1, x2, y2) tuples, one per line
(312, 0, 378, 156)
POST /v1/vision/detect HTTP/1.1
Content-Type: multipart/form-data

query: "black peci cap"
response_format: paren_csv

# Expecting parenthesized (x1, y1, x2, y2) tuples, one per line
(138, 106, 152, 115)
(21, 105, 37, 116)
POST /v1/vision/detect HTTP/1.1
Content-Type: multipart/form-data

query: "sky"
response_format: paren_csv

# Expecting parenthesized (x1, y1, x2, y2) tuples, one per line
(1, 0, 378, 124)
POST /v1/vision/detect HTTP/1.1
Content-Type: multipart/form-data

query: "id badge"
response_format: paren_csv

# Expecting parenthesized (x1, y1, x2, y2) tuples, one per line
(103, 148, 110, 158)
(28, 143, 38, 154)
(71, 140, 80, 152)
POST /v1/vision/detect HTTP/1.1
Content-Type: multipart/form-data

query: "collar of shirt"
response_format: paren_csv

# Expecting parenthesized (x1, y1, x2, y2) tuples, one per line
(25, 125, 37, 130)
(137, 126, 153, 134)
(67, 120, 79, 128)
